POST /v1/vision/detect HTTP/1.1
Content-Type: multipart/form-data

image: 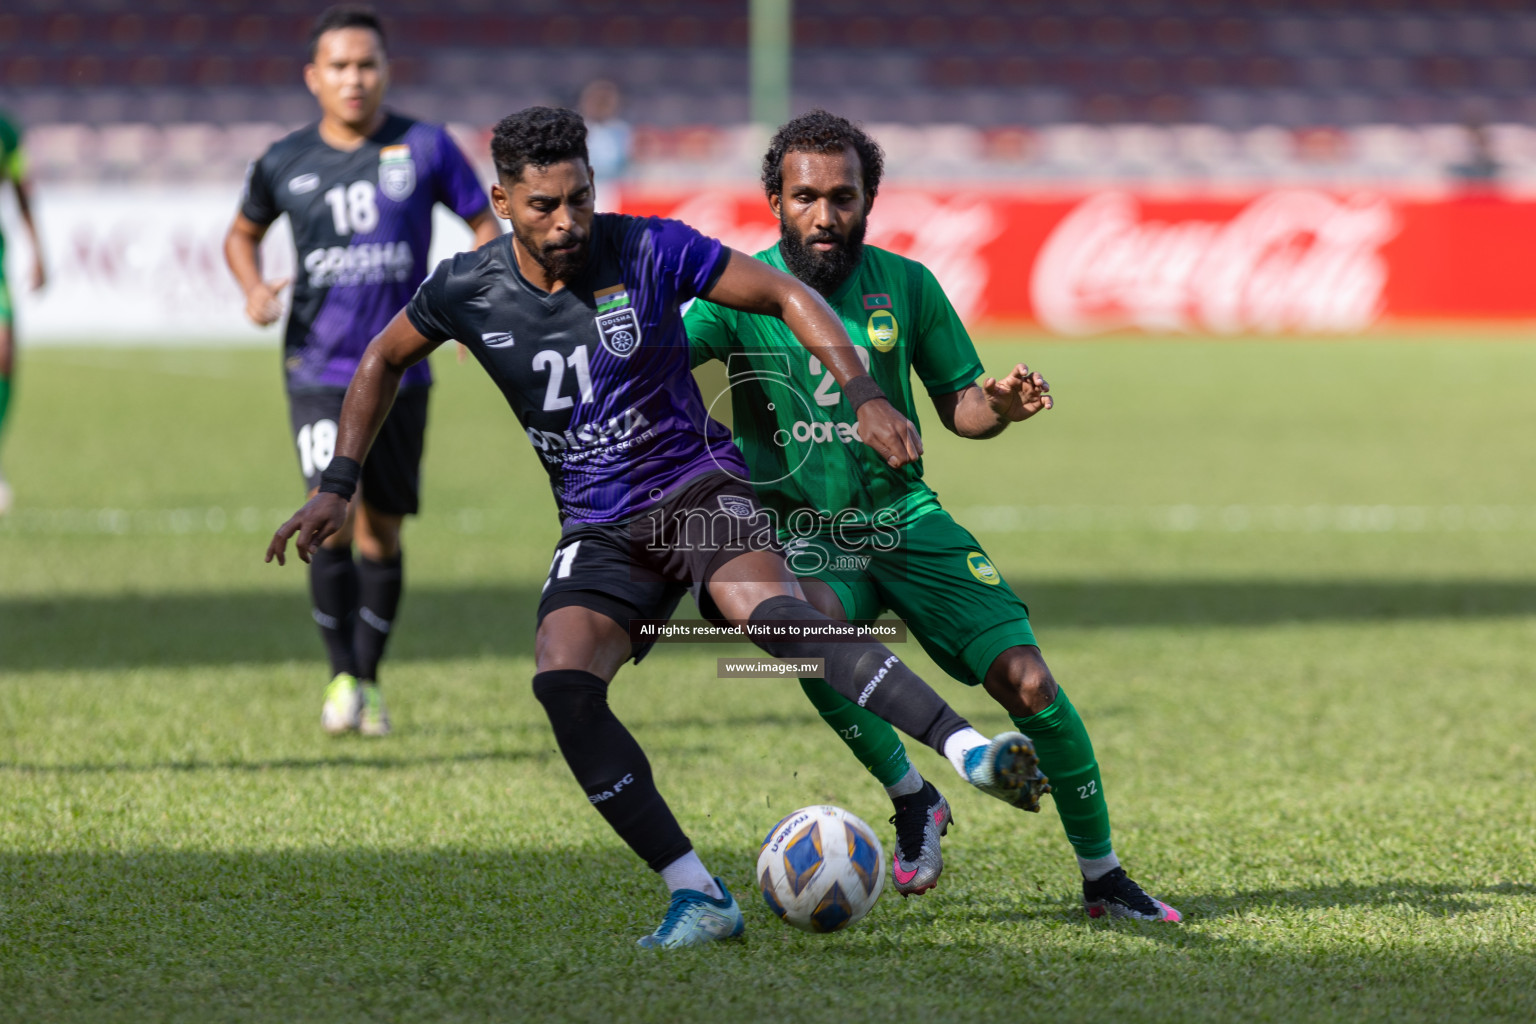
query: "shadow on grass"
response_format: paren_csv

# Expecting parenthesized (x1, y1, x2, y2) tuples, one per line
(0, 733, 752, 777)
(5, 579, 1536, 672)
(1192, 880, 1536, 919)
(888, 878, 1536, 959)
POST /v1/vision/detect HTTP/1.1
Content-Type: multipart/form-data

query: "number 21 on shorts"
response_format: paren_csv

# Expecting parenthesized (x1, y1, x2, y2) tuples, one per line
(543, 541, 582, 592)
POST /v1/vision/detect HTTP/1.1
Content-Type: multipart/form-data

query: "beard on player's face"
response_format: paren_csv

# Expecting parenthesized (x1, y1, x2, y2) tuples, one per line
(516, 223, 589, 282)
(778, 210, 866, 296)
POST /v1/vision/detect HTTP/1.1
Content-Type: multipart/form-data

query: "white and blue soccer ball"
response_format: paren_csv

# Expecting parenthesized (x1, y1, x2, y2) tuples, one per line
(756, 805, 885, 933)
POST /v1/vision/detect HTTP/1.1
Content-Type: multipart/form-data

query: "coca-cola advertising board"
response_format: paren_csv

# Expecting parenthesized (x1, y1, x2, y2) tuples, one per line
(621, 188, 1536, 334)
(6, 185, 1532, 342)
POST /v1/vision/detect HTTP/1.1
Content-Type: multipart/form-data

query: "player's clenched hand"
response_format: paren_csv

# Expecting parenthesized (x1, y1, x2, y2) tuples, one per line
(856, 399, 924, 468)
(265, 492, 348, 566)
(244, 277, 290, 327)
(983, 362, 1053, 423)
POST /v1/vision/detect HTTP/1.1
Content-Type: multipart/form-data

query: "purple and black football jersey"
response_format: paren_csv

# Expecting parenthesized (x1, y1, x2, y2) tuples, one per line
(241, 113, 489, 392)
(406, 213, 749, 523)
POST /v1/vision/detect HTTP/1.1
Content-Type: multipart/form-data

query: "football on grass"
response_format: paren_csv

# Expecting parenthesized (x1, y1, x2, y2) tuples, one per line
(756, 805, 885, 932)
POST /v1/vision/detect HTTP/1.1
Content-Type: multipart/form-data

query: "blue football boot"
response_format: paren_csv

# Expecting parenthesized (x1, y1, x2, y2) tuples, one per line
(963, 731, 1051, 812)
(636, 878, 745, 949)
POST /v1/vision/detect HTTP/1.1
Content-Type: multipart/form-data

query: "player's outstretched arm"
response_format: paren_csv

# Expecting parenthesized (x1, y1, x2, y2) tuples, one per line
(223, 213, 289, 327)
(266, 311, 443, 565)
(701, 248, 922, 469)
(932, 362, 1053, 440)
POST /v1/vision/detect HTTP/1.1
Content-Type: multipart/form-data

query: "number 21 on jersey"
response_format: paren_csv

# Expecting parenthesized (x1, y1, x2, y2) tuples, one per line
(533, 345, 594, 411)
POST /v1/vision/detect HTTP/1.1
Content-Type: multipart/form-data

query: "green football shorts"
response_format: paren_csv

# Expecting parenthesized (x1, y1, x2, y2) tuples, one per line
(784, 508, 1037, 687)
(0, 275, 11, 326)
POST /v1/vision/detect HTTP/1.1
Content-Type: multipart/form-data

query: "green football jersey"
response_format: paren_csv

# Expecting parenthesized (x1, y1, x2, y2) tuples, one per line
(686, 243, 983, 535)
(0, 110, 23, 267)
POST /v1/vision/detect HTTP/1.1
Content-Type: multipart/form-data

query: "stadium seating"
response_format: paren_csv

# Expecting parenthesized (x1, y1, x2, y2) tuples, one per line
(2, 0, 1533, 185)
(16, 118, 1529, 191)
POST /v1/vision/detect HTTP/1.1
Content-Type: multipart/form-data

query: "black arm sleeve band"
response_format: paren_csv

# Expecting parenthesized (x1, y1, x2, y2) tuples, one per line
(318, 456, 361, 500)
(842, 374, 887, 412)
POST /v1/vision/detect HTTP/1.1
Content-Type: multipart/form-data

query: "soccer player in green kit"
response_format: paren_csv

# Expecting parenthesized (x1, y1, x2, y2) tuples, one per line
(0, 108, 46, 516)
(686, 111, 1179, 922)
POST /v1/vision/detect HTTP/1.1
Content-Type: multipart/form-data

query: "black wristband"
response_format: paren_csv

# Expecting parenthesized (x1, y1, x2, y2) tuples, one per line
(843, 374, 887, 412)
(317, 456, 361, 500)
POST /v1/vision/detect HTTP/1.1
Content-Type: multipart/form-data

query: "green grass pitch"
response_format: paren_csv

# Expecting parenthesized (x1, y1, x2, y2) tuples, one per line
(2, 337, 1534, 1023)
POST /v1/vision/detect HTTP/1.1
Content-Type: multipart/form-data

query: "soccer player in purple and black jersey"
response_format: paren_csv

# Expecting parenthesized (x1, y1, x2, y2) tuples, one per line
(267, 107, 1049, 949)
(225, 5, 498, 737)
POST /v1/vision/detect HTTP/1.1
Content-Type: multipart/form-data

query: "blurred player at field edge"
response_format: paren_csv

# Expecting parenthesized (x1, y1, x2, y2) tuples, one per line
(0, 108, 47, 516)
(224, 5, 498, 735)
(687, 111, 1180, 922)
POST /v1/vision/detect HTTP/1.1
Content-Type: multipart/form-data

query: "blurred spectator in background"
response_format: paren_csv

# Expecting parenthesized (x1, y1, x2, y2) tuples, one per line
(1450, 120, 1502, 194)
(0, 107, 47, 516)
(579, 79, 632, 212)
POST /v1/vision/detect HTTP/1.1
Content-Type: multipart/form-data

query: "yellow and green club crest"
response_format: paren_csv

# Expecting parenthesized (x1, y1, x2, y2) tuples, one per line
(867, 309, 899, 352)
(966, 551, 1001, 585)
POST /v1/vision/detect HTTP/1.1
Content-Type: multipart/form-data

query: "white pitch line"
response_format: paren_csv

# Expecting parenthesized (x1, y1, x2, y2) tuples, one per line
(956, 504, 1536, 534)
(4, 504, 1536, 536)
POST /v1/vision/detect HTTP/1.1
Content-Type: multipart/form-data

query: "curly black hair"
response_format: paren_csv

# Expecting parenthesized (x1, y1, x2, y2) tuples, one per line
(490, 106, 589, 183)
(308, 4, 386, 59)
(761, 110, 884, 202)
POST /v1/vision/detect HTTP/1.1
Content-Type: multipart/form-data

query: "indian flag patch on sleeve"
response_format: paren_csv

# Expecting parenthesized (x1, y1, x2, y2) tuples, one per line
(378, 144, 415, 201)
(595, 283, 632, 312)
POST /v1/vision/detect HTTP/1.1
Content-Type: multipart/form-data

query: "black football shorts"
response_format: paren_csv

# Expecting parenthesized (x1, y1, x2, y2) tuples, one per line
(286, 386, 429, 516)
(536, 471, 780, 662)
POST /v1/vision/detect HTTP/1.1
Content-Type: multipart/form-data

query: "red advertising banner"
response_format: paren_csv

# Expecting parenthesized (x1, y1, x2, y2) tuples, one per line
(619, 189, 1536, 333)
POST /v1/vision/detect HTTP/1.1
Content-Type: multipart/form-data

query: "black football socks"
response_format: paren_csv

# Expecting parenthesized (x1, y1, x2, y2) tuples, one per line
(308, 544, 359, 678)
(532, 669, 693, 871)
(355, 553, 403, 683)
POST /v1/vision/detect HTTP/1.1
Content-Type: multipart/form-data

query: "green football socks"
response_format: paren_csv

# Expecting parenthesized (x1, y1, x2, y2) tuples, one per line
(800, 677, 1117, 863)
(799, 676, 912, 788)
(1013, 687, 1114, 860)
(0, 374, 10, 446)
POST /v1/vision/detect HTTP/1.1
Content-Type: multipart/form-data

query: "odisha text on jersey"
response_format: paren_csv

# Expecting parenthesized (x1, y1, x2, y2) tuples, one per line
(525, 406, 653, 463)
(303, 241, 415, 289)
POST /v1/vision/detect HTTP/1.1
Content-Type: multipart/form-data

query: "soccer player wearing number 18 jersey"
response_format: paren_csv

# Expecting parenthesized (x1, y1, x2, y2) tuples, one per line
(225, 5, 498, 736)
(686, 111, 1179, 922)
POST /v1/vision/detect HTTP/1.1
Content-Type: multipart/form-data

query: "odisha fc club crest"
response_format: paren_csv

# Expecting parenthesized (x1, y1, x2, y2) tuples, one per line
(597, 308, 642, 357)
(594, 285, 642, 357)
(378, 144, 416, 201)
(716, 494, 756, 518)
